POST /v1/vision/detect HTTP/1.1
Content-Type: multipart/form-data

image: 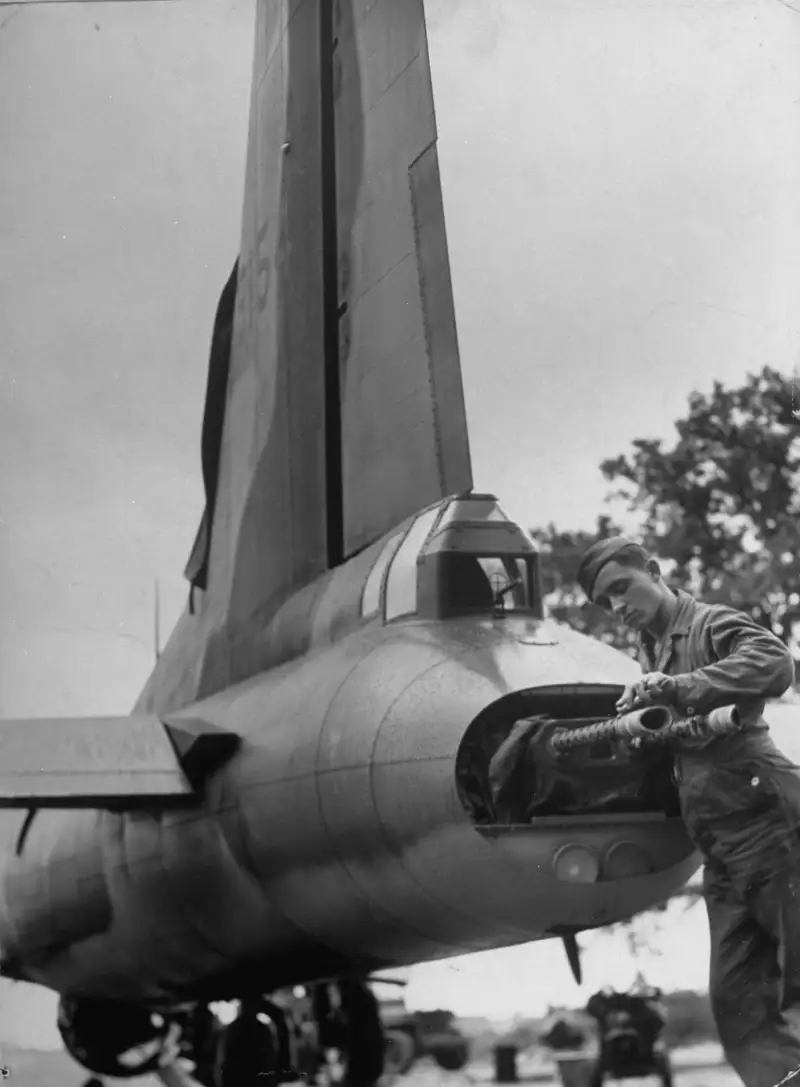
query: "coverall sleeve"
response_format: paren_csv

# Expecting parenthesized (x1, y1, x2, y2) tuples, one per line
(671, 606, 795, 715)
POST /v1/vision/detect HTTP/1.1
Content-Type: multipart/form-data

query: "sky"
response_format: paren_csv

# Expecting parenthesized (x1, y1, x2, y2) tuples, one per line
(404, 894, 711, 1021)
(0, 0, 799, 1050)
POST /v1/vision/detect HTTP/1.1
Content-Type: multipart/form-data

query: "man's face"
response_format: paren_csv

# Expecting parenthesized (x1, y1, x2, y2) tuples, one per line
(590, 559, 663, 630)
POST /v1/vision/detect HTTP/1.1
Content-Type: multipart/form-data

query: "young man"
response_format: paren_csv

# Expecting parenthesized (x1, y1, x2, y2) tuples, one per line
(577, 536, 800, 1087)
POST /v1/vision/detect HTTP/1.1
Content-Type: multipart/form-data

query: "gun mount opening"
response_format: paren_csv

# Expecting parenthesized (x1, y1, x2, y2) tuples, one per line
(456, 685, 681, 827)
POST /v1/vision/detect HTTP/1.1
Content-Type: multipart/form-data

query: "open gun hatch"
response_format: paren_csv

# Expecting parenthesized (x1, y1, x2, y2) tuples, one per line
(456, 684, 681, 827)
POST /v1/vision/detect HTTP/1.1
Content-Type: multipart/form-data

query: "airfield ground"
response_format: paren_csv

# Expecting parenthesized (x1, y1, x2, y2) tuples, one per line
(406, 1058, 740, 1087)
(3, 1046, 742, 1087)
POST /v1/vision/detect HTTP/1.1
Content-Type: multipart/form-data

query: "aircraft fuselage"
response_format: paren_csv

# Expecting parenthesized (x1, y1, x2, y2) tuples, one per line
(0, 563, 697, 1004)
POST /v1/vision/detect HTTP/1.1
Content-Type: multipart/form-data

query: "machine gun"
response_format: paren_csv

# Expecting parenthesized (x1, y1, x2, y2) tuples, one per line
(543, 703, 740, 754)
(488, 703, 741, 824)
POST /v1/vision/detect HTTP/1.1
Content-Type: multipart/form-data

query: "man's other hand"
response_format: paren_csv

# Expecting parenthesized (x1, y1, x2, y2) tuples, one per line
(617, 673, 677, 714)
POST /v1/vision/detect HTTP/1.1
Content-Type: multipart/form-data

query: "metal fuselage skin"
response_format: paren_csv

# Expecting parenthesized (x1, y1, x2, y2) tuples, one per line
(0, 510, 698, 1006)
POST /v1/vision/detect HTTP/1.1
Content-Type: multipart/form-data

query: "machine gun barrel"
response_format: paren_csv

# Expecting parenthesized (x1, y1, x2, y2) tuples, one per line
(543, 703, 740, 753)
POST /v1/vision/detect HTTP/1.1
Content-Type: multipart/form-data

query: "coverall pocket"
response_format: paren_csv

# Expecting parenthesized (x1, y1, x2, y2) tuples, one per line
(680, 761, 789, 880)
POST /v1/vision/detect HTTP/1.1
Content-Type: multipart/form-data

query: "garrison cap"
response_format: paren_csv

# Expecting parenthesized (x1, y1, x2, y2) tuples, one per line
(577, 536, 648, 600)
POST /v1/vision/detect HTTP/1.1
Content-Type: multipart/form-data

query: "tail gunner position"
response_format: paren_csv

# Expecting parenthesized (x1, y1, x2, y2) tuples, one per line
(578, 537, 800, 1087)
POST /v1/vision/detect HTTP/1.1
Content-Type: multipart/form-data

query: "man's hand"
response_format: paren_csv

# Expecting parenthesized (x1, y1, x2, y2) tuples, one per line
(616, 673, 677, 714)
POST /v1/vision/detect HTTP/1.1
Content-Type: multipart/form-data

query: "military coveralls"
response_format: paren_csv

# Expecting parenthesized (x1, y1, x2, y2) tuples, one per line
(640, 589, 800, 1086)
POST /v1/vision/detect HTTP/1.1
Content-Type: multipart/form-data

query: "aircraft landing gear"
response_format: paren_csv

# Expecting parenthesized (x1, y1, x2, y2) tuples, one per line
(312, 978, 385, 1087)
(63, 981, 386, 1087)
(215, 996, 299, 1087)
(383, 1028, 416, 1078)
(57, 995, 184, 1080)
(212, 978, 384, 1087)
(59, 995, 225, 1086)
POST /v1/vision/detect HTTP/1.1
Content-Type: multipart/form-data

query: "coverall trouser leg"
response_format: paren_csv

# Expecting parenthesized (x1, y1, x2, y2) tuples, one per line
(706, 866, 800, 1087)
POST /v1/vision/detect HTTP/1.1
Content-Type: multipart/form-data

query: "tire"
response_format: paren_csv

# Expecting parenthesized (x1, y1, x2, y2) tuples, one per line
(431, 1044, 469, 1071)
(187, 1005, 224, 1087)
(215, 1012, 278, 1087)
(57, 996, 168, 1079)
(384, 1029, 416, 1076)
(339, 980, 385, 1087)
(313, 980, 385, 1087)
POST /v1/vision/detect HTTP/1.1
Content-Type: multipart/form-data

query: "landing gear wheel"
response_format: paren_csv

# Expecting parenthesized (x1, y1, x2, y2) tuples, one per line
(57, 996, 178, 1079)
(215, 998, 292, 1087)
(383, 1029, 416, 1077)
(312, 979, 385, 1087)
(182, 1004, 224, 1087)
(432, 1044, 469, 1072)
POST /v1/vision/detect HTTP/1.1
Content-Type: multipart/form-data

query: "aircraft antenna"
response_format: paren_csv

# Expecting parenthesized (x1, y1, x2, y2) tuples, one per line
(154, 580, 161, 662)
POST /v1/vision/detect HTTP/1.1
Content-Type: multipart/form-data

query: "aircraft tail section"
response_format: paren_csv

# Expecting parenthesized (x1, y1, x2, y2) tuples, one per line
(160, 0, 472, 704)
(187, 0, 471, 603)
(334, 0, 472, 556)
(192, 0, 330, 637)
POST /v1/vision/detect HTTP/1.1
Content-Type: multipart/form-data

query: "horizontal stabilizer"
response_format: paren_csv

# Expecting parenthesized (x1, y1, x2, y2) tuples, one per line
(0, 715, 240, 809)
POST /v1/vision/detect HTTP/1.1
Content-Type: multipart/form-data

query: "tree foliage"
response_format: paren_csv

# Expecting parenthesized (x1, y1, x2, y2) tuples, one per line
(658, 989, 718, 1047)
(531, 517, 639, 655)
(533, 367, 800, 648)
(601, 366, 800, 642)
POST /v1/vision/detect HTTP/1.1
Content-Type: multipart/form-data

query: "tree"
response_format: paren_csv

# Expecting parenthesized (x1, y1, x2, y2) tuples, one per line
(590, 884, 704, 964)
(658, 990, 718, 1048)
(600, 366, 800, 643)
(531, 516, 639, 655)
